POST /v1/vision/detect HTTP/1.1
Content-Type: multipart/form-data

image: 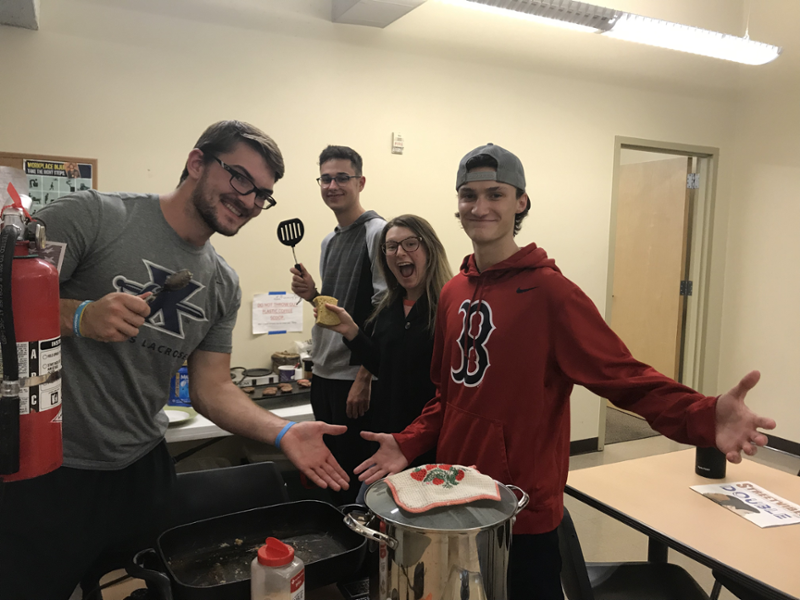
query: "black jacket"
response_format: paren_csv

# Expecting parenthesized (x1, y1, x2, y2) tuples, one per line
(343, 295, 436, 466)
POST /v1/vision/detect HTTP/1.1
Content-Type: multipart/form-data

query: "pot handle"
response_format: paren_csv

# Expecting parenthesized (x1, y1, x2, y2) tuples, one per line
(342, 505, 398, 550)
(506, 485, 530, 515)
(126, 548, 174, 600)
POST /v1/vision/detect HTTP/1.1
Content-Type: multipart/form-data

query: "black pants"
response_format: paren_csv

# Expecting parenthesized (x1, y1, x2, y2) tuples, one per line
(0, 441, 176, 600)
(310, 375, 376, 505)
(508, 529, 564, 600)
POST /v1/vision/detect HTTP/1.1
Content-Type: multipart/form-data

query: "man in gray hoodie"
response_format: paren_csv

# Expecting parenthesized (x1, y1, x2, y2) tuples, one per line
(291, 145, 387, 503)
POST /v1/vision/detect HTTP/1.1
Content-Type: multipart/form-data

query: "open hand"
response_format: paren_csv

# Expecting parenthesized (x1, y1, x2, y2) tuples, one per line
(280, 421, 350, 491)
(355, 431, 409, 485)
(715, 370, 776, 463)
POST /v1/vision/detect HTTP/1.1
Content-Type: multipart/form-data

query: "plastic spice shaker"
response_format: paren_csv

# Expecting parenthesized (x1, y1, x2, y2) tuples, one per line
(251, 537, 305, 600)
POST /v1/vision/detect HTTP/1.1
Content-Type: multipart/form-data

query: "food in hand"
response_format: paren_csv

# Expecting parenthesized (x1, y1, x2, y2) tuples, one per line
(146, 269, 193, 304)
(297, 379, 311, 388)
(313, 295, 341, 326)
(263, 387, 278, 396)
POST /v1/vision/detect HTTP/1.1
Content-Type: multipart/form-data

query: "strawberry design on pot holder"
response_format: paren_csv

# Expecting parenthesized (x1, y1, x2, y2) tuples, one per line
(387, 464, 501, 513)
(409, 465, 466, 488)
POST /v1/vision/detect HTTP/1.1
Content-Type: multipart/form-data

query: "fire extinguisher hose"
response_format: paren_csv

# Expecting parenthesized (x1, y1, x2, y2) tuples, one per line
(0, 225, 21, 477)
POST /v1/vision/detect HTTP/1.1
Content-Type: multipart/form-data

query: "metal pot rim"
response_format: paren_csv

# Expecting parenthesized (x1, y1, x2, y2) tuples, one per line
(361, 480, 529, 533)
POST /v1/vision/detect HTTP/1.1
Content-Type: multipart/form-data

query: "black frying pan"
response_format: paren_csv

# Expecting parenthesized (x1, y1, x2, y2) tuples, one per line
(277, 219, 305, 271)
(127, 500, 366, 600)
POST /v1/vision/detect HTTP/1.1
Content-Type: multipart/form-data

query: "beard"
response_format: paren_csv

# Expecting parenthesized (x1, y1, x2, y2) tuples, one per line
(189, 175, 252, 237)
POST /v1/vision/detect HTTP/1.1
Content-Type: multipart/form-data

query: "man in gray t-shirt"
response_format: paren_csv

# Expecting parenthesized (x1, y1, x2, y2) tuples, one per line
(291, 145, 386, 504)
(0, 121, 350, 600)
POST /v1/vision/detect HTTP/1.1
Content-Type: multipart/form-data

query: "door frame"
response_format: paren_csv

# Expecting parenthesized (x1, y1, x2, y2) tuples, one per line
(599, 136, 720, 448)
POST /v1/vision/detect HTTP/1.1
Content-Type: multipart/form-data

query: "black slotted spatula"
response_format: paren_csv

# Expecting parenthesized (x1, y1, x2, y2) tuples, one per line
(277, 218, 305, 271)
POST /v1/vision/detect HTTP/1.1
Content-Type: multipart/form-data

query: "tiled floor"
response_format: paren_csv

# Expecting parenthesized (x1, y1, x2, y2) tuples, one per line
(92, 436, 799, 599)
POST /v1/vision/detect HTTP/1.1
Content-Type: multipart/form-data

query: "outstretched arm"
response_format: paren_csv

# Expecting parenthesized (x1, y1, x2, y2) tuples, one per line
(188, 349, 349, 490)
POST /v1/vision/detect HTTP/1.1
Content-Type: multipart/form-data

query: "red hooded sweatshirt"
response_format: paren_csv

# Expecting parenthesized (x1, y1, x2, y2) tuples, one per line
(394, 243, 717, 535)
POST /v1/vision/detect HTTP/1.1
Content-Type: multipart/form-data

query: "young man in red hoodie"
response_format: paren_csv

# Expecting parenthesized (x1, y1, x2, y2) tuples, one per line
(355, 143, 777, 599)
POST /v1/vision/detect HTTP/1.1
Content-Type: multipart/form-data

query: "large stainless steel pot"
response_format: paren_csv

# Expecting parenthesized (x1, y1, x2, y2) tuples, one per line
(344, 478, 529, 600)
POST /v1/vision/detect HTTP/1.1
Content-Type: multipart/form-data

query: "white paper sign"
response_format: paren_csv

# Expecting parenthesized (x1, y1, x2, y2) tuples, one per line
(252, 292, 302, 335)
(1, 166, 29, 204)
(691, 481, 800, 528)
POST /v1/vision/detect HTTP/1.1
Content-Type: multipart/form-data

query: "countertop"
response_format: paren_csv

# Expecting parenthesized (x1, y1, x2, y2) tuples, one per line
(165, 381, 314, 443)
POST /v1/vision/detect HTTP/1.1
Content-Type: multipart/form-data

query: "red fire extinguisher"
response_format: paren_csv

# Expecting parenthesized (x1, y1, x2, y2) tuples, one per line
(0, 183, 62, 482)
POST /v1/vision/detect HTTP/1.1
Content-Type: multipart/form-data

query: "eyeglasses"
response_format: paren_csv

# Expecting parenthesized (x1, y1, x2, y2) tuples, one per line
(381, 236, 423, 255)
(212, 156, 276, 210)
(316, 174, 360, 187)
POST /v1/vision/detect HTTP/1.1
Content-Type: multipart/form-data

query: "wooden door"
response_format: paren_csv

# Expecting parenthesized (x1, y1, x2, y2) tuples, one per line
(610, 157, 692, 380)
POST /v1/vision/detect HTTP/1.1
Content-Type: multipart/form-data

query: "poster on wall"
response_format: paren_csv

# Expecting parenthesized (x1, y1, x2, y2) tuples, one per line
(252, 291, 303, 335)
(23, 159, 93, 214)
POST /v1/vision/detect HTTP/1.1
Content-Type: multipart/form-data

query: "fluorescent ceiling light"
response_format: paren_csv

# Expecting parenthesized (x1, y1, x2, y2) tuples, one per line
(605, 13, 782, 66)
(446, 0, 782, 66)
(439, 0, 603, 32)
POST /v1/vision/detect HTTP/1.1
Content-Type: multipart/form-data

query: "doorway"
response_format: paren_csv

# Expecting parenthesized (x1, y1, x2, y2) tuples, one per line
(600, 137, 720, 446)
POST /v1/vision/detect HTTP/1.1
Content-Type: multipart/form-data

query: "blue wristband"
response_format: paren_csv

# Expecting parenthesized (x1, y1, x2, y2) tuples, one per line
(274, 421, 297, 450)
(73, 300, 92, 338)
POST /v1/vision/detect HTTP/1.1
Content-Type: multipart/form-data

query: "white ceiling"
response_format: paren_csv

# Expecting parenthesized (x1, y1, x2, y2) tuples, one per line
(28, 0, 800, 97)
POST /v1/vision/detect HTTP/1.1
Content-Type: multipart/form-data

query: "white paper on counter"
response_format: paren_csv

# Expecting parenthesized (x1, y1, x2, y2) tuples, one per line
(252, 291, 302, 334)
(691, 481, 800, 528)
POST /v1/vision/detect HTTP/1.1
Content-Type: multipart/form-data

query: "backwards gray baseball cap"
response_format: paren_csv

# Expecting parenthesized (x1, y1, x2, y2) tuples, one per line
(455, 143, 526, 191)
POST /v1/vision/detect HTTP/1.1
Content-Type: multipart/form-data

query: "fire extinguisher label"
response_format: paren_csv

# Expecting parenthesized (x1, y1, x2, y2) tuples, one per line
(17, 336, 62, 415)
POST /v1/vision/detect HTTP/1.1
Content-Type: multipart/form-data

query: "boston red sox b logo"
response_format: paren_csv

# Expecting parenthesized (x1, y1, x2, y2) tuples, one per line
(451, 299, 496, 387)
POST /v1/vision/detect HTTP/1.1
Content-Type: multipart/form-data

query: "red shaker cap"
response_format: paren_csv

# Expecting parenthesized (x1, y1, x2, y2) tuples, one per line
(257, 537, 295, 567)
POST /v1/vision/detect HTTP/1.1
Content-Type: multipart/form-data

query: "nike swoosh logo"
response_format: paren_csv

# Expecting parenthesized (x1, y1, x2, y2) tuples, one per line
(516, 286, 538, 293)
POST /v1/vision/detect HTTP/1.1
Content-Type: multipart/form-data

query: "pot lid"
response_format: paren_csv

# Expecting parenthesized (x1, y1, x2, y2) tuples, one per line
(364, 479, 521, 531)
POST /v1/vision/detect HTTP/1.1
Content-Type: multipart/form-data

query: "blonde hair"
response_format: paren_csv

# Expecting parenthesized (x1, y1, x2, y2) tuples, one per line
(369, 215, 453, 333)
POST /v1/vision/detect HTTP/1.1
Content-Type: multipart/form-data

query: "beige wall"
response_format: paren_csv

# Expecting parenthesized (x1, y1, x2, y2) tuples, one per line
(0, 0, 795, 442)
(719, 1, 800, 443)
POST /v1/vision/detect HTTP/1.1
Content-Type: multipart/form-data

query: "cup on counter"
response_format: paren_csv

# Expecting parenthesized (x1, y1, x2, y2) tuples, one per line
(278, 365, 295, 383)
(695, 446, 727, 479)
(302, 359, 313, 380)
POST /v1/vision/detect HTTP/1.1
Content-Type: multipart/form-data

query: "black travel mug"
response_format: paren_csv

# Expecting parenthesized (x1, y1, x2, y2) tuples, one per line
(695, 446, 727, 479)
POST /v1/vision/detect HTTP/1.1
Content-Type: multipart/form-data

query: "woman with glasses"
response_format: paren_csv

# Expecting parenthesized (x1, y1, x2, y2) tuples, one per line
(318, 214, 453, 467)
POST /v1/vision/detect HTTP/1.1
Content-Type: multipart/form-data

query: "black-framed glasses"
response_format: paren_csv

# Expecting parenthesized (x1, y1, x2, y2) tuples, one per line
(212, 156, 276, 210)
(316, 174, 360, 187)
(382, 236, 423, 255)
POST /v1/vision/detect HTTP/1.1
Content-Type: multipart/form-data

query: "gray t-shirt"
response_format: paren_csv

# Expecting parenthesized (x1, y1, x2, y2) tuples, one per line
(312, 211, 386, 380)
(36, 191, 241, 469)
